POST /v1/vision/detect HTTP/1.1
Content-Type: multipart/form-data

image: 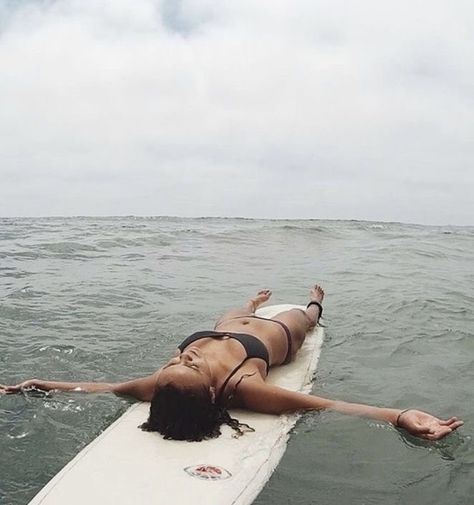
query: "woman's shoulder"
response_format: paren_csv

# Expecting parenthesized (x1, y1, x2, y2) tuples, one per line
(223, 366, 266, 408)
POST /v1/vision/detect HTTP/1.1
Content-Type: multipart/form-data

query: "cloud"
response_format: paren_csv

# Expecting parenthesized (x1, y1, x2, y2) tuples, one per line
(0, 0, 473, 224)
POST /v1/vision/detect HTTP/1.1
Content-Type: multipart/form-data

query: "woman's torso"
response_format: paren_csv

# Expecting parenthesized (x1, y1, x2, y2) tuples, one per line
(215, 316, 291, 366)
(177, 316, 297, 405)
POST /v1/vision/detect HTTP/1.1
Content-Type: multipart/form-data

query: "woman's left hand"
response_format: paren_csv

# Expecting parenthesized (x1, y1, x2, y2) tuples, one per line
(0, 379, 47, 394)
(397, 409, 464, 440)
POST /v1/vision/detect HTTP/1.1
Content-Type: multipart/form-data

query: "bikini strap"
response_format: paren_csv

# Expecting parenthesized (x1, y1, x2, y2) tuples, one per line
(217, 359, 248, 405)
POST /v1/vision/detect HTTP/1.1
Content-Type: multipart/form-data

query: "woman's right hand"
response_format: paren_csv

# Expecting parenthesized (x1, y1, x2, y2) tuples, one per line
(0, 379, 47, 394)
(396, 409, 464, 440)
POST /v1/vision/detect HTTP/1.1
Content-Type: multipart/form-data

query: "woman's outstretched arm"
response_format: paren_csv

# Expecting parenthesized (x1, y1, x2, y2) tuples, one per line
(0, 373, 159, 402)
(237, 380, 463, 441)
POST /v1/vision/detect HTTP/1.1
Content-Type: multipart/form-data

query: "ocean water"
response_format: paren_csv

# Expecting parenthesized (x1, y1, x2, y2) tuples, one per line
(0, 217, 472, 505)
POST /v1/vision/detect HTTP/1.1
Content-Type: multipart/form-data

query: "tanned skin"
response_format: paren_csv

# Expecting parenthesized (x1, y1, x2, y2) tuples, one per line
(1, 286, 463, 441)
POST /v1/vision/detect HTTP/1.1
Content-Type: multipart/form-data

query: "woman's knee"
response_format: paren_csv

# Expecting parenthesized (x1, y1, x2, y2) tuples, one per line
(287, 308, 312, 327)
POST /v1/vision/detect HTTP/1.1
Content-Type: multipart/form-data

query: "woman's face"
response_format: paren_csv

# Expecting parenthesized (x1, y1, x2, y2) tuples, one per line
(155, 347, 213, 393)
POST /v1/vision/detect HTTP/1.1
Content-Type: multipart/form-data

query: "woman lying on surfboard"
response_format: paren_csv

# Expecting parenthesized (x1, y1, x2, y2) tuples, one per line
(0, 285, 463, 442)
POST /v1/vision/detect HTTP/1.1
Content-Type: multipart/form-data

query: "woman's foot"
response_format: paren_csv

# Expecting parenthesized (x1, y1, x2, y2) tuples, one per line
(310, 285, 324, 304)
(251, 289, 272, 309)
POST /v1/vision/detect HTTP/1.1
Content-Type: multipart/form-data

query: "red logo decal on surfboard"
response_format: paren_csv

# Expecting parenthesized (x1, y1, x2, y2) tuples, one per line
(184, 464, 232, 480)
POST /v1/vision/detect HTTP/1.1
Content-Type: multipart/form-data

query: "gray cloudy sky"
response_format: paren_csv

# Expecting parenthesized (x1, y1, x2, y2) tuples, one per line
(1, 0, 473, 224)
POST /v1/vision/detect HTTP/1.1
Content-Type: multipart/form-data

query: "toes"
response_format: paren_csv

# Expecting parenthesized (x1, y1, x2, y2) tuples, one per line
(311, 285, 325, 299)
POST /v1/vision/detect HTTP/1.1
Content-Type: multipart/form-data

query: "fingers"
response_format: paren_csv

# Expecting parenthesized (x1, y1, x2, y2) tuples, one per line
(1, 383, 45, 395)
(419, 420, 464, 440)
(439, 417, 464, 432)
(0, 385, 21, 394)
(420, 425, 451, 440)
(448, 420, 464, 431)
(440, 417, 458, 426)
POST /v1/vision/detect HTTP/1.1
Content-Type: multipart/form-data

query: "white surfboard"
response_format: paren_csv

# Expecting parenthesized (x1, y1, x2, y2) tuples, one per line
(28, 304, 324, 505)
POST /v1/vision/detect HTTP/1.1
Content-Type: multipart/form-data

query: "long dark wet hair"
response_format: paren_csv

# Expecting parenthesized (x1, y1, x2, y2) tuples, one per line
(139, 383, 254, 442)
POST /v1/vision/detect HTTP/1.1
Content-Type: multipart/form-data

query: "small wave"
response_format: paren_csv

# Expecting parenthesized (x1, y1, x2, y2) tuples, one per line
(121, 253, 146, 260)
(1, 251, 41, 260)
(39, 345, 76, 355)
(0, 268, 33, 279)
(95, 238, 143, 249)
(7, 286, 48, 300)
(38, 242, 102, 254)
(157, 254, 194, 262)
(7, 431, 29, 440)
(279, 224, 327, 233)
(43, 401, 83, 413)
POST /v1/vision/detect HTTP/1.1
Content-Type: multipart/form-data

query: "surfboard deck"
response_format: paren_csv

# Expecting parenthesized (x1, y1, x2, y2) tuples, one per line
(28, 304, 324, 505)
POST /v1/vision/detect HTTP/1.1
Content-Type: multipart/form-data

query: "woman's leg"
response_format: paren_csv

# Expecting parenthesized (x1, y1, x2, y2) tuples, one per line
(214, 289, 272, 329)
(272, 285, 324, 357)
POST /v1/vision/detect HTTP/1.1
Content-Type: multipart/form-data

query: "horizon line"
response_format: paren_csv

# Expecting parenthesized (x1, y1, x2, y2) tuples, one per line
(0, 214, 471, 228)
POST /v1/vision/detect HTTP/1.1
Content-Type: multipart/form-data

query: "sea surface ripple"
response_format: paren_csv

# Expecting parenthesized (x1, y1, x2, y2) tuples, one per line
(0, 217, 473, 505)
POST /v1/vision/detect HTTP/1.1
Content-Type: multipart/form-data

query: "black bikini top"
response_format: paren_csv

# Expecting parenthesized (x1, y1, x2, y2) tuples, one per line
(178, 330, 270, 404)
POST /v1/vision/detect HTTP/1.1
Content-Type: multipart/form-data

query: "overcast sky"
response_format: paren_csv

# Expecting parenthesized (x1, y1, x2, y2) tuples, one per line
(0, 0, 473, 225)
